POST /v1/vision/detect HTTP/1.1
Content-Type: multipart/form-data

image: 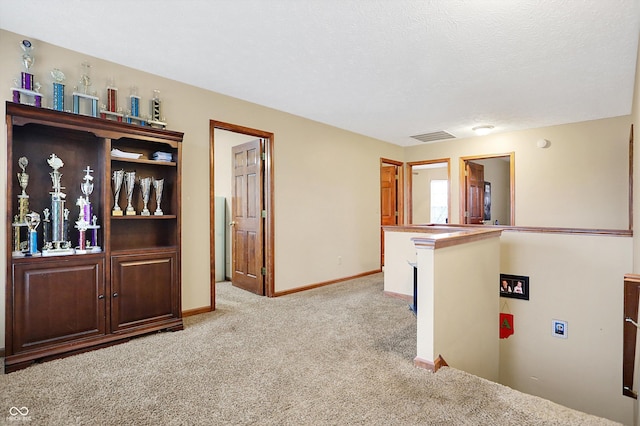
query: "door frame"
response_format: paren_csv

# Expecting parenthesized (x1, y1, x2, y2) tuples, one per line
(209, 120, 275, 309)
(459, 153, 515, 225)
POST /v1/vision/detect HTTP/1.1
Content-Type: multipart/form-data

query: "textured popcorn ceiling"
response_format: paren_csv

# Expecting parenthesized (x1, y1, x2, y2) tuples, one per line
(1, 1, 639, 146)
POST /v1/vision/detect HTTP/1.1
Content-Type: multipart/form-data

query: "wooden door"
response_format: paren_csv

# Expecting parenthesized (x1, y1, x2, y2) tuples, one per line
(231, 139, 264, 295)
(465, 161, 485, 224)
(380, 165, 398, 265)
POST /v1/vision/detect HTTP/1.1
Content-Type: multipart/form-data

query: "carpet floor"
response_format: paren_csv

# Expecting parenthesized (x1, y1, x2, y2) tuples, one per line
(0, 273, 619, 425)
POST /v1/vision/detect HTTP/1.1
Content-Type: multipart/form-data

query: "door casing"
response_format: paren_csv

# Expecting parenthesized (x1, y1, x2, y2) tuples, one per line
(210, 121, 275, 309)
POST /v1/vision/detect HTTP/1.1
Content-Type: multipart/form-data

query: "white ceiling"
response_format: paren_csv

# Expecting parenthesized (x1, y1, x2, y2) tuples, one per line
(1, 1, 639, 146)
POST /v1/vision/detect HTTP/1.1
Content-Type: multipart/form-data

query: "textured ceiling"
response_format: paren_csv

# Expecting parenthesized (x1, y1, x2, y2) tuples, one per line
(1, 0, 639, 146)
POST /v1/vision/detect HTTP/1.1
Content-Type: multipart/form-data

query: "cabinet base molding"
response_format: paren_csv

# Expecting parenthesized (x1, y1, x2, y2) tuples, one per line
(5, 319, 183, 373)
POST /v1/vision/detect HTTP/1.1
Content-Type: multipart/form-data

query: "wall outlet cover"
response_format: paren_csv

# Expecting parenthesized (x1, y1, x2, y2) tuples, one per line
(552, 319, 568, 339)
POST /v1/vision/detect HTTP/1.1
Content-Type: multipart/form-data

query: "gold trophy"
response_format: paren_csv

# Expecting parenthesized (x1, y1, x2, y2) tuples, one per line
(16, 156, 29, 222)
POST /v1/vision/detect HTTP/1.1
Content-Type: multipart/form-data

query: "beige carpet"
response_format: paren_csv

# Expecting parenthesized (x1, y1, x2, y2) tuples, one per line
(0, 273, 619, 425)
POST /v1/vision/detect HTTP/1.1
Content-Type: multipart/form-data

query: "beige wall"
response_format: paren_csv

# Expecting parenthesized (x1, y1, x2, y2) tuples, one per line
(430, 237, 501, 382)
(406, 116, 631, 229)
(382, 229, 425, 296)
(500, 232, 633, 423)
(0, 30, 403, 342)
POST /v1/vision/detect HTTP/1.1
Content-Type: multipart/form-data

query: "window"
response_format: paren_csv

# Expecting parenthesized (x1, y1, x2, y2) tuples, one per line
(430, 179, 448, 224)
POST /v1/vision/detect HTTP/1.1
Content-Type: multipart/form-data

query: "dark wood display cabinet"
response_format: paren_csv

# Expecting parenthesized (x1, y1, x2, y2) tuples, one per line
(4, 102, 183, 373)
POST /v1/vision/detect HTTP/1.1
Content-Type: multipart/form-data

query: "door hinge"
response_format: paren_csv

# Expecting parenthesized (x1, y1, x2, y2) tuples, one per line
(261, 267, 267, 276)
(261, 152, 266, 160)
(261, 210, 267, 218)
(394, 211, 399, 217)
(464, 211, 469, 218)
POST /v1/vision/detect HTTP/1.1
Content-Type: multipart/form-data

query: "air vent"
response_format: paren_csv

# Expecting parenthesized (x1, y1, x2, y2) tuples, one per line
(410, 131, 456, 143)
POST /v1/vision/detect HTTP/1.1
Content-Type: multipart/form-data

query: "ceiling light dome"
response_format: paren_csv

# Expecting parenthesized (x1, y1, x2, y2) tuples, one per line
(472, 125, 494, 136)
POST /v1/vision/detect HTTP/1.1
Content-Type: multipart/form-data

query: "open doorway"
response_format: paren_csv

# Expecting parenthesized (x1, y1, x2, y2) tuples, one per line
(459, 153, 514, 225)
(209, 121, 275, 309)
(407, 159, 450, 224)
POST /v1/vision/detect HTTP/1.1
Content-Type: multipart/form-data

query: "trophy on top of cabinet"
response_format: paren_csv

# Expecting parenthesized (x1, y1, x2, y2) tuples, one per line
(100, 77, 124, 122)
(72, 61, 99, 117)
(11, 39, 43, 107)
(51, 68, 66, 111)
(126, 86, 146, 126)
(148, 90, 167, 129)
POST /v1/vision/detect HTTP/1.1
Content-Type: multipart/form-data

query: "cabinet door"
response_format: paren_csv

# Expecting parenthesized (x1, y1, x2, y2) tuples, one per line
(111, 250, 180, 332)
(11, 257, 106, 353)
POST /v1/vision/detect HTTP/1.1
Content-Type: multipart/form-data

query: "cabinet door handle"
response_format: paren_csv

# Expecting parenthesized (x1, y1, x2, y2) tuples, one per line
(98, 294, 105, 299)
(113, 292, 119, 298)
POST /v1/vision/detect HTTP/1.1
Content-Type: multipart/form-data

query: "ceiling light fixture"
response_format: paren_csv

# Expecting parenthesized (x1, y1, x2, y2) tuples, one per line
(472, 125, 494, 136)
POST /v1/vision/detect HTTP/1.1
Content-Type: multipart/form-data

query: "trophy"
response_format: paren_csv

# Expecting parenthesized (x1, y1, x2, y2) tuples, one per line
(11, 157, 31, 257)
(42, 208, 51, 250)
(80, 166, 94, 221)
(112, 169, 124, 216)
(139, 177, 152, 216)
(90, 215, 100, 250)
(149, 90, 167, 129)
(48, 154, 65, 243)
(42, 153, 74, 255)
(153, 178, 164, 215)
(72, 62, 99, 117)
(78, 166, 101, 252)
(16, 156, 29, 222)
(12, 40, 43, 107)
(107, 78, 118, 113)
(100, 77, 124, 122)
(75, 205, 89, 254)
(124, 171, 137, 215)
(24, 212, 41, 256)
(126, 86, 146, 126)
(63, 208, 70, 244)
(51, 68, 66, 111)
